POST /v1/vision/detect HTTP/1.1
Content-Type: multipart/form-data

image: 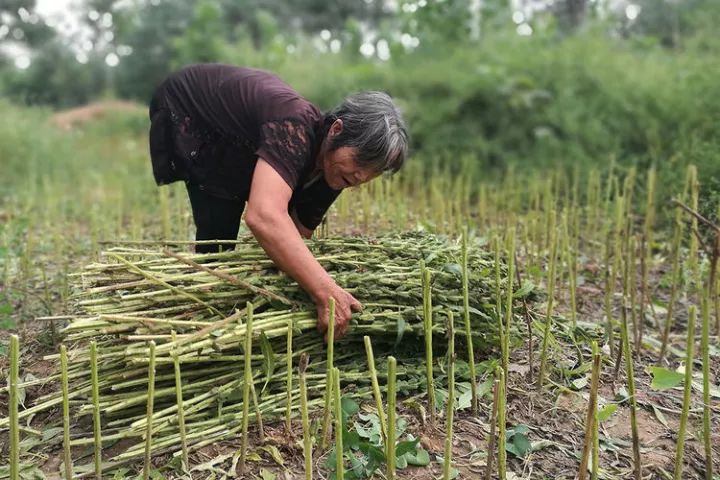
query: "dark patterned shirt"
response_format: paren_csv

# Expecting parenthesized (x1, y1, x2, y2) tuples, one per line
(148, 63, 340, 230)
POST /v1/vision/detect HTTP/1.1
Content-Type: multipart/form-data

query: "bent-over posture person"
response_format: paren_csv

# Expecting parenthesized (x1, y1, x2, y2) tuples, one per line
(148, 63, 409, 339)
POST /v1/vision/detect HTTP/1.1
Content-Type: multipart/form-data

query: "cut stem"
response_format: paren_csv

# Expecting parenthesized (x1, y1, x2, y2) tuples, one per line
(298, 353, 312, 480)
(621, 304, 641, 480)
(485, 378, 499, 480)
(60, 344, 73, 480)
(579, 342, 601, 480)
(497, 367, 507, 480)
(701, 294, 714, 479)
(90, 340, 102, 480)
(674, 306, 696, 480)
(171, 338, 189, 472)
(285, 316, 293, 435)
(142, 341, 156, 480)
(321, 297, 336, 448)
(387, 356, 397, 480)
(333, 367, 344, 480)
(538, 212, 558, 389)
(238, 302, 253, 475)
(422, 263, 436, 427)
(443, 313, 456, 480)
(363, 336, 387, 444)
(9, 335, 20, 480)
(461, 229, 478, 414)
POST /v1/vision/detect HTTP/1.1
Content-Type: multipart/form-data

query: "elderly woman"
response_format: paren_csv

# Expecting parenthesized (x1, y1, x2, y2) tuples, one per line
(148, 63, 409, 339)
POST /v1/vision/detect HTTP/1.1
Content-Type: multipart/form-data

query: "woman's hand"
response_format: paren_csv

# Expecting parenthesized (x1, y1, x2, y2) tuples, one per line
(314, 284, 363, 341)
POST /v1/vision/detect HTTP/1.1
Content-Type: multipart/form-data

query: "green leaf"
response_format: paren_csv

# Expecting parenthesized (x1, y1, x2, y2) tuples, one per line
(148, 469, 166, 480)
(325, 448, 337, 471)
(259, 332, 275, 394)
(647, 366, 684, 390)
(343, 430, 361, 450)
(405, 447, 431, 466)
(506, 427, 531, 457)
(651, 405, 669, 428)
(571, 375, 589, 390)
(596, 404, 617, 422)
(358, 442, 386, 464)
(395, 438, 420, 457)
(507, 424, 529, 437)
(476, 378, 494, 398)
(112, 468, 131, 479)
(259, 468, 276, 480)
(513, 281, 535, 298)
(341, 396, 360, 421)
(260, 445, 284, 466)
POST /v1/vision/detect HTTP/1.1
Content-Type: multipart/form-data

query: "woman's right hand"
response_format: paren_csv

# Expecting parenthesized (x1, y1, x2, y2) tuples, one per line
(314, 284, 363, 342)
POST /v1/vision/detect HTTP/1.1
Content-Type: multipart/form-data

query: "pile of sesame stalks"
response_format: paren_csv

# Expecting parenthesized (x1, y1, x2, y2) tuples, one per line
(10, 233, 531, 473)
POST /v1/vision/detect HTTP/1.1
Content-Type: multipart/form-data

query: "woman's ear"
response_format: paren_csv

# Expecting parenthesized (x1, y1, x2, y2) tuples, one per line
(330, 118, 343, 137)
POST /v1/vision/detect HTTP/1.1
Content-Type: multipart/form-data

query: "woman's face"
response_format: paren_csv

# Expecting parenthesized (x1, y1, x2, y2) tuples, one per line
(322, 146, 380, 190)
(321, 120, 381, 190)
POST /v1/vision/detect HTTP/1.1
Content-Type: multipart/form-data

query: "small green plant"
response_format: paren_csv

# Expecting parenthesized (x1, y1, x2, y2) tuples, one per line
(324, 397, 430, 480)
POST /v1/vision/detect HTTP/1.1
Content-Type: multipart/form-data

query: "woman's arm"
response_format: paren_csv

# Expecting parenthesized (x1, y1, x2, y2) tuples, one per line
(245, 159, 361, 339)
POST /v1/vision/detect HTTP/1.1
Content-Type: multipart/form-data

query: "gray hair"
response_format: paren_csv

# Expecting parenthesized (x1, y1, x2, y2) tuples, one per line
(325, 91, 409, 174)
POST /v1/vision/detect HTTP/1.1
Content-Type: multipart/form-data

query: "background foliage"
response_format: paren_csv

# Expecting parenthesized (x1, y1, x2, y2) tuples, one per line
(1, 0, 720, 196)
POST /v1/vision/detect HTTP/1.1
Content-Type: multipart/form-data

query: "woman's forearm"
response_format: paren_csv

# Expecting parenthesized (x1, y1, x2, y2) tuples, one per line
(246, 211, 333, 301)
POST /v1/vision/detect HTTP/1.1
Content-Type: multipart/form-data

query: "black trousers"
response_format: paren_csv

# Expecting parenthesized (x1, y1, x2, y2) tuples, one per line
(186, 183, 245, 253)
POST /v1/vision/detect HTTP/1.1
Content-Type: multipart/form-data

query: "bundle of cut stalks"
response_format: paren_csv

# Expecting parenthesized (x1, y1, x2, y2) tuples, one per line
(2, 233, 529, 474)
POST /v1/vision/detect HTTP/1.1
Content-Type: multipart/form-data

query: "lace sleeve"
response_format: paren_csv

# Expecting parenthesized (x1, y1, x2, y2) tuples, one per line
(255, 118, 313, 189)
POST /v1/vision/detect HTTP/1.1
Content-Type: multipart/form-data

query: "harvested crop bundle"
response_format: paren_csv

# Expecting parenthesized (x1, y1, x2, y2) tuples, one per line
(5, 233, 532, 472)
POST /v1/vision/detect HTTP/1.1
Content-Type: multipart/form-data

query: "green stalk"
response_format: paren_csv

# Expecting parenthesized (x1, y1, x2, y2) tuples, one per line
(503, 227, 516, 383)
(285, 316, 293, 434)
(60, 344, 73, 480)
(321, 297, 336, 448)
(497, 368, 507, 480)
(90, 340, 102, 480)
(579, 342, 600, 480)
(609, 196, 625, 357)
(443, 313, 456, 480)
(538, 212, 558, 388)
(363, 336, 387, 444)
(639, 166, 655, 335)
(592, 395, 599, 480)
(250, 381, 265, 443)
(494, 236, 505, 376)
(238, 302, 253, 475)
(333, 367, 344, 480)
(298, 353, 312, 480)
(485, 379, 499, 480)
(461, 228, 478, 414)
(660, 175, 690, 361)
(701, 294, 713, 479)
(171, 341, 189, 472)
(620, 303, 641, 479)
(387, 356, 397, 480)
(673, 305, 696, 480)
(563, 212, 577, 330)
(602, 230, 614, 358)
(142, 341, 156, 480)
(9, 335, 20, 480)
(422, 263, 436, 426)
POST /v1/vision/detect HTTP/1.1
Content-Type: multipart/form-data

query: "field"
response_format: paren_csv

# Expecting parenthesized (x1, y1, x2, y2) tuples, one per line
(0, 96, 719, 480)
